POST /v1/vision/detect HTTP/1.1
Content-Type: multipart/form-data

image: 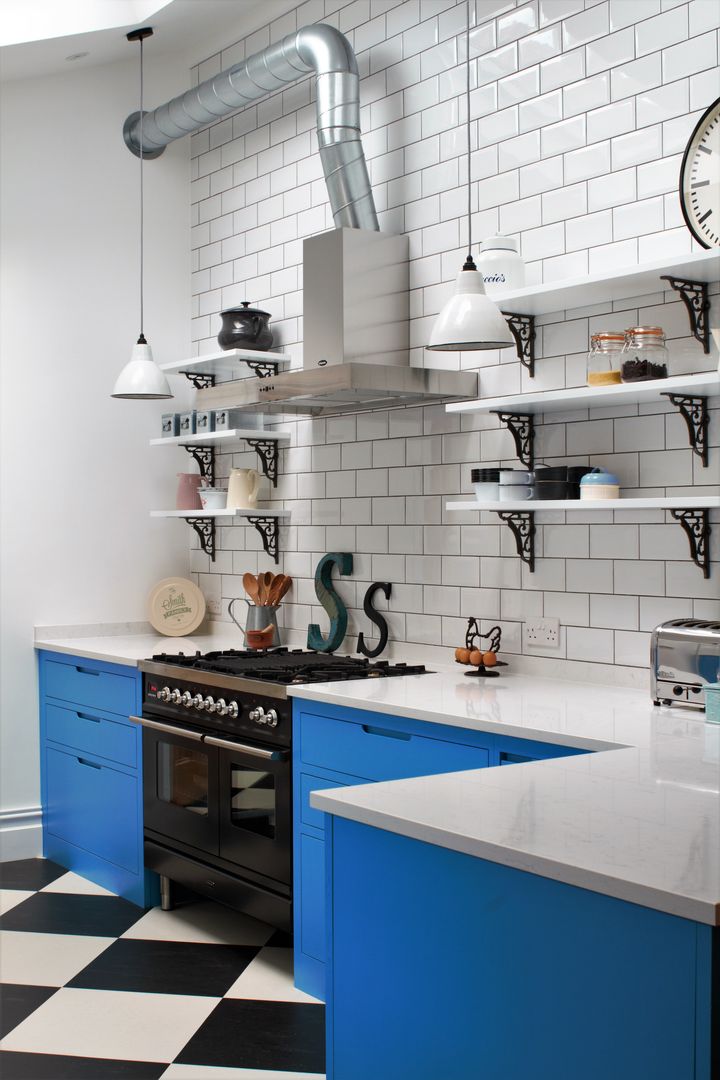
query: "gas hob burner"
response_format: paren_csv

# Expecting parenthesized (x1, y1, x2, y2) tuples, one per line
(149, 647, 428, 686)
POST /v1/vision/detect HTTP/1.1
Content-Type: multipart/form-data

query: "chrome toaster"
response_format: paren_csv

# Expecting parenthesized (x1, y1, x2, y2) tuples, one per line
(651, 619, 720, 708)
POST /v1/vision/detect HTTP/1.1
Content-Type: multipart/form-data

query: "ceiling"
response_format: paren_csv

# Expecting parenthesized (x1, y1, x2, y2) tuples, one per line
(0, 0, 299, 82)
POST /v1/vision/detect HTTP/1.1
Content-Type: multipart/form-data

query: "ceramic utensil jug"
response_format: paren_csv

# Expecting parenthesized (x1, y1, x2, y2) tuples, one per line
(176, 473, 203, 511)
(228, 598, 281, 648)
(227, 468, 261, 509)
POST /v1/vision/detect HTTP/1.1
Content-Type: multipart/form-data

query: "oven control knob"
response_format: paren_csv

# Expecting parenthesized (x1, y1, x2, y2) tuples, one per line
(170, 689, 182, 704)
(215, 698, 228, 716)
(181, 691, 193, 708)
(265, 709, 278, 728)
(227, 701, 239, 719)
(204, 696, 216, 712)
(192, 694, 206, 710)
(249, 707, 262, 722)
(158, 686, 172, 702)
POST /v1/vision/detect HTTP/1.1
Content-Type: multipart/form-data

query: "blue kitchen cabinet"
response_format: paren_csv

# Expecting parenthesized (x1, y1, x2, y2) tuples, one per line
(292, 698, 585, 999)
(38, 650, 157, 907)
(324, 816, 716, 1080)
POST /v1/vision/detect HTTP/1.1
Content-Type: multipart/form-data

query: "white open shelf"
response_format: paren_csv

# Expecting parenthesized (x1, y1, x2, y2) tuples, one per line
(151, 508, 290, 519)
(481, 250, 719, 318)
(447, 496, 720, 513)
(159, 348, 291, 378)
(149, 428, 291, 447)
(446, 372, 720, 415)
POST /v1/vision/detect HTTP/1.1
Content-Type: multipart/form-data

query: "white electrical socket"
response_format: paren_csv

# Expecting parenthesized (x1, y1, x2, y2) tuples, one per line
(524, 617, 560, 649)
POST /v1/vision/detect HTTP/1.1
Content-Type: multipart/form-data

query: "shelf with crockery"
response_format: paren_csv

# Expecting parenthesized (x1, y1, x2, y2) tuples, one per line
(150, 508, 290, 565)
(446, 496, 719, 579)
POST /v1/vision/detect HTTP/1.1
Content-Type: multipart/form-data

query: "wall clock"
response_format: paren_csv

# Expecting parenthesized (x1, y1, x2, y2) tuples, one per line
(679, 96, 720, 249)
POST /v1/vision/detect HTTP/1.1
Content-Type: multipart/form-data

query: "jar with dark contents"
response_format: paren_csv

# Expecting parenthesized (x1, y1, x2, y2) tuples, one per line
(587, 332, 624, 386)
(621, 326, 669, 382)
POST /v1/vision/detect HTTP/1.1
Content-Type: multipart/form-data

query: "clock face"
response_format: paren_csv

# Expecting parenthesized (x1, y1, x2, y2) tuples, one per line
(680, 96, 720, 249)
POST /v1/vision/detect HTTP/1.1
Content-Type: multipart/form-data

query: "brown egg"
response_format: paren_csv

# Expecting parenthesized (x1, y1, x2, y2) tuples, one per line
(469, 649, 482, 667)
(455, 648, 470, 664)
(483, 651, 497, 666)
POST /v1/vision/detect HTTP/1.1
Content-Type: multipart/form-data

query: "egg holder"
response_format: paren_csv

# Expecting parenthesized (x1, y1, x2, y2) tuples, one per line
(454, 620, 508, 679)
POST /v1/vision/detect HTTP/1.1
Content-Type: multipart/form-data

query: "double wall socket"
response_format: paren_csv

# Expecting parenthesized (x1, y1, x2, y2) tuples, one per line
(524, 617, 560, 649)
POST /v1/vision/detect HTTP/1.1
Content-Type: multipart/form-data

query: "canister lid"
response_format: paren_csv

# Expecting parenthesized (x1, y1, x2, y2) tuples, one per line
(479, 234, 519, 254)
(580, 468, 619, 485)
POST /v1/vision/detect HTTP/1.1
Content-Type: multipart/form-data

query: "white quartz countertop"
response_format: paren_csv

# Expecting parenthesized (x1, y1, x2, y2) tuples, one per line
(34, 624, 247, 666)
(298, 670, 720, 925)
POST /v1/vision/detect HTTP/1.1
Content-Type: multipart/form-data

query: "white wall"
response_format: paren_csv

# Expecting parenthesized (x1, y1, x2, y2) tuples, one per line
(0, 54, 192, 856)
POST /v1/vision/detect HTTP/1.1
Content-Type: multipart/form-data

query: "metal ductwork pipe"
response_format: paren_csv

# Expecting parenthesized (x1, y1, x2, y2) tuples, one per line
(123, 24, 378, 231)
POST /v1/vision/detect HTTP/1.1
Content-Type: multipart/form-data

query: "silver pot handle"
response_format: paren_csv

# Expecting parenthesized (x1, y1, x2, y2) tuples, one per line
(129, 715, 204, 741)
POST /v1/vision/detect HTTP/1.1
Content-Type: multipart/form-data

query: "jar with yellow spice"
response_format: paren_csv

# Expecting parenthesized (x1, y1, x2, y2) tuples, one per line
(587, 332, 624, 387)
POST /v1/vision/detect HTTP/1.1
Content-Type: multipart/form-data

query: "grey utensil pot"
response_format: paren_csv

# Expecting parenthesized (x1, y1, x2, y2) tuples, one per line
(228, 599, 281, 648)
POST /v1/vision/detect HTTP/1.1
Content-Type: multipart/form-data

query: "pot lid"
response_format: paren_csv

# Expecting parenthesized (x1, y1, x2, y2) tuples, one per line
(222, 301, 271, 318)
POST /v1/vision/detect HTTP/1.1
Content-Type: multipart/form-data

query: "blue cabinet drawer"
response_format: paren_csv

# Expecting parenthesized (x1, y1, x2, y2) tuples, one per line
(300, 712, 489, 781)
(45, 703, 136, 768)
(44, 659, 135, 716)
(45, 747, 139, 873)
(301, 771, 368, 832)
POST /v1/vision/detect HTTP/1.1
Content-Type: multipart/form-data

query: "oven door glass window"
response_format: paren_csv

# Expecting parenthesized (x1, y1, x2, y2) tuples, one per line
(157, 744, 209, 816)
(230, 764, 276, 839)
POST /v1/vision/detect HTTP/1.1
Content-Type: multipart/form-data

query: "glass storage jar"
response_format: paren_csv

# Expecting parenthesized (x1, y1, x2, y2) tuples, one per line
(621, 326, 669, 382)
(587, 332, 624, 386)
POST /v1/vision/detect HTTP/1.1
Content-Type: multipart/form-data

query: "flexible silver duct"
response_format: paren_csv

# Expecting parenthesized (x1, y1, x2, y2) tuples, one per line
(123, 24, 378, 231)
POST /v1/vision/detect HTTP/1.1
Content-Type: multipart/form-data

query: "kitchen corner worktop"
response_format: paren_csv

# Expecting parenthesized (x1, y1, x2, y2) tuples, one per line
(297, 671, 720, 926)
(34, 624, 248, 666)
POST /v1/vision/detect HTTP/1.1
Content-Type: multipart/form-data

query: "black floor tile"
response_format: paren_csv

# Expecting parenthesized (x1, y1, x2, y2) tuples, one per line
(0, 859, 65, 891)
(0, 985, 58, 1039)
(67, 938, 261, 996)
(175, 998, 326, 1073)
(267, 928, 293, 947)
(0, 892, 144, 938)
(0, 1052, 165, 1079)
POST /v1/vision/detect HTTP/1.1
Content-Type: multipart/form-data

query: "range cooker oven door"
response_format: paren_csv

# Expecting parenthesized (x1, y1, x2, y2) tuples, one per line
(137, 717, 220, 856)
(210, 735, 292, 889)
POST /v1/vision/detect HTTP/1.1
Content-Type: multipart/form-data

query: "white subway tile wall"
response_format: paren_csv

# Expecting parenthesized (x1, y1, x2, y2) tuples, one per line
(185, 0, 720, 673)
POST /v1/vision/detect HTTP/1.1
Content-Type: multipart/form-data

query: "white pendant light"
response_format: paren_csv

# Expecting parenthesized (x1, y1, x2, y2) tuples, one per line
(112, 27, 173, 400)
(426, 2, 514, 353)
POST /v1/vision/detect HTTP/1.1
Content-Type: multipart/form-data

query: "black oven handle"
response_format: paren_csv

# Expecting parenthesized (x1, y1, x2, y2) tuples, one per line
(204, 735, 287, 762)
(130, 715, 204, 742)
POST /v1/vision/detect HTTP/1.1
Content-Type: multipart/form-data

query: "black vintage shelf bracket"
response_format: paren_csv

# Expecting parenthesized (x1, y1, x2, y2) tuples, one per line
(183, 445, 215, 485)
(247, 516, 280, 564)
(181, 372, 216, 389)
(247, 439, 280, 486)
(186, 517, 216, 561)
(661, 393, 709, 467)
(670, 508, 711, 579)
(502, 312, 536, 376)
(660, 276, 710, 354)
(492, 411, 535, 469)
(496, 510, 535, 572)
(247, 359, 279, 379)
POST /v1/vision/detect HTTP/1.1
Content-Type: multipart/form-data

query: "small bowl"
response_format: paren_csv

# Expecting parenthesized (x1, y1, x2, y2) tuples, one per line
(199, 488, 227, 510)
(246, 626, 275, 650)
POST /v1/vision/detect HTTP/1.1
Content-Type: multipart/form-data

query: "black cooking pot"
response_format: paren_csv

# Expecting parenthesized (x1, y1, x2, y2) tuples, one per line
(218, 302, 273, 352)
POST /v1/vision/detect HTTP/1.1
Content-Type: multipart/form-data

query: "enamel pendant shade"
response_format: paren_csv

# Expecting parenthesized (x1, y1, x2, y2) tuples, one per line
(427, 258, 514, 351)
(112, 336, 173, 399)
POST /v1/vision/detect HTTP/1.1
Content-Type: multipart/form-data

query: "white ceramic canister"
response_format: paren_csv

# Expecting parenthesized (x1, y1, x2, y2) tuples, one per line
(477, 235, 525, 294)
(579, 469, 620, 501)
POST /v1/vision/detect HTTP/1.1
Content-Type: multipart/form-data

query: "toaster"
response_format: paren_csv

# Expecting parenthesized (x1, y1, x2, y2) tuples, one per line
(651, 619, 720, 708)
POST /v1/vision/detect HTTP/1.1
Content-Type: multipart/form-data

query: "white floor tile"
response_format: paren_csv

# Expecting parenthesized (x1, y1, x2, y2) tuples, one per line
(161, 1066, 325, 1079)
(225, 948, 321, 1004)
(0, 987, 219, 1062)
(122, 902, 275, 946)
(0, 889, 34, 914)
(0, 930, 113, 986)
(41, 871, 116, 896)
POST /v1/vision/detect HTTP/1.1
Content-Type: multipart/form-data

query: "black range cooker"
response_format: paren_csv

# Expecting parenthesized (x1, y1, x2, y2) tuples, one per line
(134, 649, 427, 931)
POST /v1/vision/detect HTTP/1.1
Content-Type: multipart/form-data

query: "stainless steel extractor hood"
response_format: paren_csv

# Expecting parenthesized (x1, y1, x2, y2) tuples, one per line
(196, 229, 479, 417)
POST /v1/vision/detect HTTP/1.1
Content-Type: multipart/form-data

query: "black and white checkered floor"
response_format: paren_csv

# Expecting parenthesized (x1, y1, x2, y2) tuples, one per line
(0, 859, 325, 1079)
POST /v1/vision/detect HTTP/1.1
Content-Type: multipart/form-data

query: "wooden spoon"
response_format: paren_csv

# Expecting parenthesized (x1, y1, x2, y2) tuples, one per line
(272, 575, 292, 604)
(267, 574, 288, 606)
(243, 573, 260, 605)
(260, 570, 274, 605)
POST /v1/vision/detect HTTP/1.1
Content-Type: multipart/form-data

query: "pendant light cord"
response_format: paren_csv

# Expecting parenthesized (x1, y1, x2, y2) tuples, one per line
(463, 0, 475, 272)
(139, 35, 145, 342)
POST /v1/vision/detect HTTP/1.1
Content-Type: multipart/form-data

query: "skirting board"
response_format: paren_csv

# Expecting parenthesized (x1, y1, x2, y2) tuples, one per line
(0, 806, 42, 861)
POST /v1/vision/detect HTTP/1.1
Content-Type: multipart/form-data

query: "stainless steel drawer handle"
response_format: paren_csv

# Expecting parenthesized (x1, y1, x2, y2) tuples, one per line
(129, 715, 204, 742)
(77, 712, 101, 724)
(204, 735, 285, 761)
(77, 757, 102, 769)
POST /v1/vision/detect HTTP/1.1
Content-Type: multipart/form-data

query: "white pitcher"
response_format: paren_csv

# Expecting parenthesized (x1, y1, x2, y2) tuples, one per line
(227, 467, 261, 509)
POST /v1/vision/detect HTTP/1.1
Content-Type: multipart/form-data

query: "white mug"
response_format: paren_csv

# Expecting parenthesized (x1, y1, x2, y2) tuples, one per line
(227, 467, 261, 509)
